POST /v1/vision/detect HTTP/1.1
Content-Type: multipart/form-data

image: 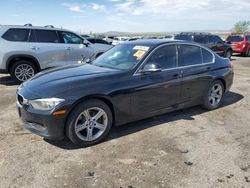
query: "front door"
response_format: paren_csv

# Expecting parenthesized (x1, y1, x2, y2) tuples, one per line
(59, 31, 94, 63)
(131, 45, 182, 117)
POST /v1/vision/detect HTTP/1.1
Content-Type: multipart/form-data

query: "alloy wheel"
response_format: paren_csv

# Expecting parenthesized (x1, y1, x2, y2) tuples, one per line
(208, 84, 223, 106)
(74, 107, 108, 141)
(14, 64, 35, 82)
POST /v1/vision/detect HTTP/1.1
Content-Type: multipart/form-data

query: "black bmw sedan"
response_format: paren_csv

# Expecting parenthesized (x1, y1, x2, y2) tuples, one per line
(16, 40, 234, 146)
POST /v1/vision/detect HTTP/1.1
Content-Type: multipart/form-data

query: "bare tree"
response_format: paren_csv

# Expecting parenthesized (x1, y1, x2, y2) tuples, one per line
(232, 21, 250, 33)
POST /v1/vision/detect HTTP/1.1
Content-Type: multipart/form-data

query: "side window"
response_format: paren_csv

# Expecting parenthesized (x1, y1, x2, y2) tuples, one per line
(146, 45, 177, 69)
(2, 29, 29, 42)
(212, 36, 223, 43)
(202, 48, 214, 64)
(100, 40, 109, 45)
(208, 36, 215, 43)
(61, 32, 83, 44)
(36, 30, 59, 43)
(179, 44, 202, 66)
(246, 36, 250, 42)
(194, 35, 208, 44)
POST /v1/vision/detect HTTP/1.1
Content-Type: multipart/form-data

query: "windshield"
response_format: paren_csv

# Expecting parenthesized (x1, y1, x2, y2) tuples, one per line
(92, 44, 150, 70)
(227, 35, 244, 42)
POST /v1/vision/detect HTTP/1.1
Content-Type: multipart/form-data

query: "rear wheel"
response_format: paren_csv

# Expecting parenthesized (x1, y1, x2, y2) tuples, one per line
(10, 60, 37, 83)
(202, 80, 224, 110)
(66, 99, 113, 147)
(247, 49, 250, 57)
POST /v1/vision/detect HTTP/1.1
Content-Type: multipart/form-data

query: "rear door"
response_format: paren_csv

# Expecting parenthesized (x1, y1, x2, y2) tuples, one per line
(32, 29, 68, 69)
(178, 44, 214, 103)
(132, 45, 182, 116)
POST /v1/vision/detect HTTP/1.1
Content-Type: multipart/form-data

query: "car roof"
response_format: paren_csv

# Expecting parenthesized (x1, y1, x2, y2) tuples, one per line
(0, 25, 71, 32)
(229, 33, 249, 36)
(123, 39, 193, 47)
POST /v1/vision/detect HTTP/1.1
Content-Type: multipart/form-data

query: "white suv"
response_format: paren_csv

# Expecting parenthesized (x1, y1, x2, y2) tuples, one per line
(0, 25, 112, 82)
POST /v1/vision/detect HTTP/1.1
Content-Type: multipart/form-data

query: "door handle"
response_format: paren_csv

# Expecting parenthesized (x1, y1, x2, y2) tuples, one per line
(30, 46, 39, 51)
(66, 47, 72, 51)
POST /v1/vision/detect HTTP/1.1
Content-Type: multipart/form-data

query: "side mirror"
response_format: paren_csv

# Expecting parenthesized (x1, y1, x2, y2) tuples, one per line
(82, 39, 90, 47)
(140, 63, 162, 74)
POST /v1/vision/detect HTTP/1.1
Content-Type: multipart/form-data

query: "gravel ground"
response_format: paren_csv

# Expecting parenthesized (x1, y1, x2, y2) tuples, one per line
(0, 56, 250, 188)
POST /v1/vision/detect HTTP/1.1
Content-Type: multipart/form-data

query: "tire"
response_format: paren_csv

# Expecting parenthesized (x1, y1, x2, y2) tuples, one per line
(202, 80, 225, 110)
(225, 50, 232, 59)
(247, 49, 250, 57)
(66, 99, 113, 147)
(10, 60, 37, 83)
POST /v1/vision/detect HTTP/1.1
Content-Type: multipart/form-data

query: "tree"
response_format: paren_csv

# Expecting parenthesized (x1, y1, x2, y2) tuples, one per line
(232, 21, 250, 33)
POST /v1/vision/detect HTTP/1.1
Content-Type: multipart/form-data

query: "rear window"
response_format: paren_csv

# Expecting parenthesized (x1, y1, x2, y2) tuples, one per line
(202, 49, 214, 63)
(2, 28, 29, 42)
(194, 35, 208, 44)
(227, 35, 244, 42)
(174, 35, 193, 41)
(36, 30, 59, 43)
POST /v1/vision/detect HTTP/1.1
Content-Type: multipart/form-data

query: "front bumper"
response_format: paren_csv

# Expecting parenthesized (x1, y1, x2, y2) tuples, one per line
(17, 103, 66, 140)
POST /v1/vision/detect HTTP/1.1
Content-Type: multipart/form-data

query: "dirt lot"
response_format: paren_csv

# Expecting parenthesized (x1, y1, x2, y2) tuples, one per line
(0, 56, 250, 188)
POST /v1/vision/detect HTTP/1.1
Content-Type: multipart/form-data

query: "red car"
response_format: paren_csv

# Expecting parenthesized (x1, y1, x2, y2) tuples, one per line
(226, 34, 250, 56)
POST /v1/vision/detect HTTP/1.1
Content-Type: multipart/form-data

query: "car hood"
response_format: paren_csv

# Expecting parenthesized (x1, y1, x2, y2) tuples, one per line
(21, 63, 121, 98)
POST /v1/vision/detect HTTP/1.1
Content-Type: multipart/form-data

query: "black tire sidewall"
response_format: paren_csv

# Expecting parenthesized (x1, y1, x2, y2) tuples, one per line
(10, 60, 37, 83)
(202, 80, 225, 110)
(66, 99, 113, 147)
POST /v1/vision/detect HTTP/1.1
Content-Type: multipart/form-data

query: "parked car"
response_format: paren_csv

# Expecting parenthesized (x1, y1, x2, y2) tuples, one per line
(0, 25, 111, 83)
(112, 37, 130, 45)
(85, 37, 111, 45)
(158, 35, 175, 40)
(103, 36, 115, 44)
(226, 33, 250, 56)
(81, 34, 91, 38)
(175, 32, 233, 59)
(16, 40, 234, 146)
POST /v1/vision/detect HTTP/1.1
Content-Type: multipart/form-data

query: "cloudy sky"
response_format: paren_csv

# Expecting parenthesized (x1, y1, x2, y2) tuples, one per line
(1, 0, 250, 33)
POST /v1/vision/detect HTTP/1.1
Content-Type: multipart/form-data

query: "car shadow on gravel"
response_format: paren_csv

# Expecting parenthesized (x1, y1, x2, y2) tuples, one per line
(45, 91, 244, 150)
(0, 75, 18, 86)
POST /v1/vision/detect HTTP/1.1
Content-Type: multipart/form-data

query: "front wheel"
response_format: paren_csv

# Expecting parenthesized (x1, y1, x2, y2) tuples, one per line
(202, 80, 224, 110)
(66, 99, 113, 147)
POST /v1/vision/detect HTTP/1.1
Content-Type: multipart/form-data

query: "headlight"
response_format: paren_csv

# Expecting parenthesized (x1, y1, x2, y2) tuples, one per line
(29, 98, 65, 111)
